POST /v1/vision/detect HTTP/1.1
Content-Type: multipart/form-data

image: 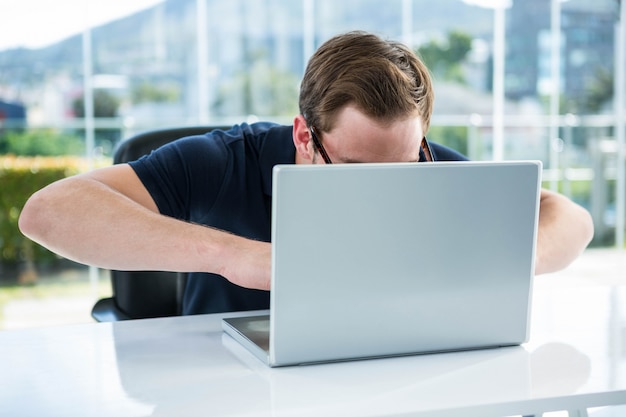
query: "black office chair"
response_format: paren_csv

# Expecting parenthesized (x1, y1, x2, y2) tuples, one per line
(91, 126, 229, 322)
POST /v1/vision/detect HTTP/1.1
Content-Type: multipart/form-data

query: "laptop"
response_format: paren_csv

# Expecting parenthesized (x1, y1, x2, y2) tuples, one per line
(222, 161, 542, 367)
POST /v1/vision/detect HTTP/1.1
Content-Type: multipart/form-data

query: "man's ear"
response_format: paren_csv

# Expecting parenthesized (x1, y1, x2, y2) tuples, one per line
(292, 114, 313, 164)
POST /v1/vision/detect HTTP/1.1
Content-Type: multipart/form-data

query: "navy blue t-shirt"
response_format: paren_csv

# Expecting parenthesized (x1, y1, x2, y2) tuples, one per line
(129, 122, 467, 315)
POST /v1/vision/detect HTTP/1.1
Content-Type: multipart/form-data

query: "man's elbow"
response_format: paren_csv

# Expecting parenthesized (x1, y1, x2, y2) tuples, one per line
(535, 201, 596, 276)
(583, 210, 594, 247)
(575, 205, 595, 252)
(561, 204, 595, 268)
(18, 189, 52, 244)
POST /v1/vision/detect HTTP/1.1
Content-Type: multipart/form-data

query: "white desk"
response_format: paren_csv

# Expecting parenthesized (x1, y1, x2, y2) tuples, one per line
(1, 274, 625, 417)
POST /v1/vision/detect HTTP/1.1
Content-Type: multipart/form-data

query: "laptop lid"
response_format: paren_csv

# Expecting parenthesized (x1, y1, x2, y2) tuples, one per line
(224, 161, 541, 366)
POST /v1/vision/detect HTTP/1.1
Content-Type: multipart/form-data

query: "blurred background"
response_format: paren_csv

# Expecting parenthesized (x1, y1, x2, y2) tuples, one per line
(0, 0, 624, 330)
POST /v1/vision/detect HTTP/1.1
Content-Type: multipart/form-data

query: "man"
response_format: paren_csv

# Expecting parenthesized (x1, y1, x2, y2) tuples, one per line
(19, 31, 594, 315)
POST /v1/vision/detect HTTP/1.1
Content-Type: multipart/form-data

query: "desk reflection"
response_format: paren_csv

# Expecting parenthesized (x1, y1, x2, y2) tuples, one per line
(110, 317, 594, 417)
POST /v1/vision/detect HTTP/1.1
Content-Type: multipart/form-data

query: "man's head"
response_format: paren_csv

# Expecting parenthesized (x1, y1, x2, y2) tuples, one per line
(293, 31, 434, 165)
(298, 31, 434, 135)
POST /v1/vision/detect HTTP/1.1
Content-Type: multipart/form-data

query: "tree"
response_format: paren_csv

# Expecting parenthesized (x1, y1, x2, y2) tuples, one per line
(132, 82, 180, 104)
(584, 67, 613, 113)
(417, 30, 473, 83)
(72, 89, 121, 154)
(72, 89, 120, 118)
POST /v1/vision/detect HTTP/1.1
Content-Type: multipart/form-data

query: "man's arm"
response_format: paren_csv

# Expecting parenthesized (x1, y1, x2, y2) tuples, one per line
(534, 188, 594, 275)
(18, 164, 271, 290)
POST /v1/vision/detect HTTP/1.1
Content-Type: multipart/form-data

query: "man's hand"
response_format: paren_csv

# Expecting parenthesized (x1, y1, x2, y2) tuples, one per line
(216, 237, 272, 290)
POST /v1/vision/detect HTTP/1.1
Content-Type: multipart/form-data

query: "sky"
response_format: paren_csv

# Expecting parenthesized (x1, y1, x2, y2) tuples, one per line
(0, 0, 164, 51)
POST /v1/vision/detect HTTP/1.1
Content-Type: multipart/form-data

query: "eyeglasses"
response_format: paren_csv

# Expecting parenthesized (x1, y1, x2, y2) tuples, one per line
(420, 136, 435, 162)
(309, 125, 436, 164)
(309, 126, 333, 164)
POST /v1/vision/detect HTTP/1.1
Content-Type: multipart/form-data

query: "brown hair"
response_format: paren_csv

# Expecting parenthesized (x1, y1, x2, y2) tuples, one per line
(299, 31, 434, 135)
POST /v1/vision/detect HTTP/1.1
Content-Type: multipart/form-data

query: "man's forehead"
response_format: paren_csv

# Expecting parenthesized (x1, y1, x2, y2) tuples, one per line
(330, 106, 423, 133)
(324, 109, 424, 163)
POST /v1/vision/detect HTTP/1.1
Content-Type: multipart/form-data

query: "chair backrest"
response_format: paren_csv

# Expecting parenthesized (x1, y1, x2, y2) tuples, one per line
(92, 126, 228, 321)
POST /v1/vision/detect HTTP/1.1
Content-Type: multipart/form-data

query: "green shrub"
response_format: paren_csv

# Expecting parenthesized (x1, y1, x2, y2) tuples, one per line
(0, 156, 109, 265)
(0, 129, 85, 156)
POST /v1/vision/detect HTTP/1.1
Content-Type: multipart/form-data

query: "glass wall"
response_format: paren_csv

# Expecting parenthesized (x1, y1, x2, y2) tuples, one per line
(0, 0, 623, 328)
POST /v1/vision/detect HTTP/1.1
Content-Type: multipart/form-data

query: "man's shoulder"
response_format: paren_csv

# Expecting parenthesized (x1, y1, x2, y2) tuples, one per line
(238, 122, 293, 143)
(199, 122, 292, 148)
(429, 142, 469, 161)
(152, 122, 292, 154)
